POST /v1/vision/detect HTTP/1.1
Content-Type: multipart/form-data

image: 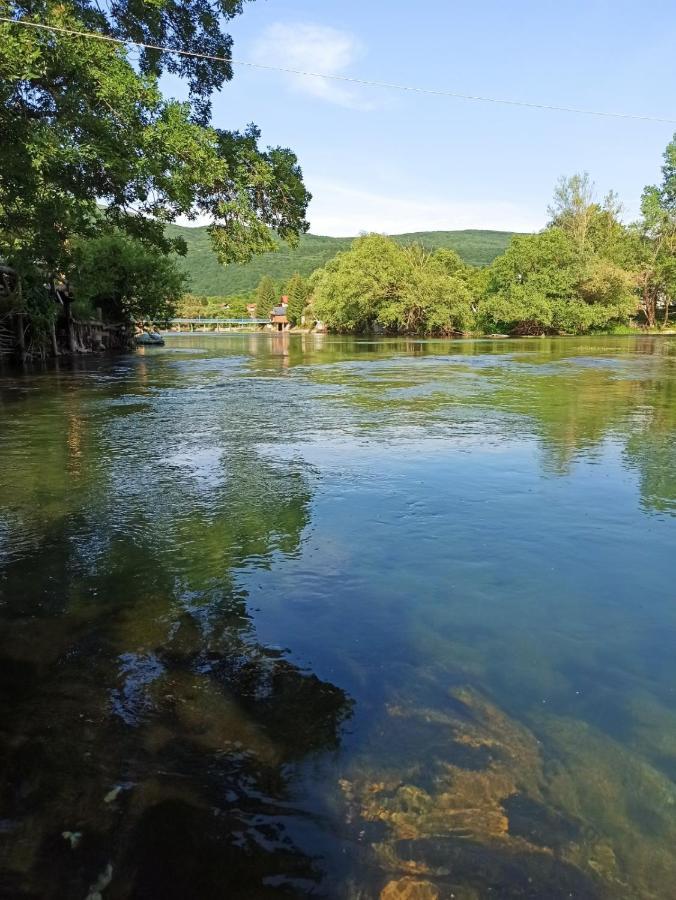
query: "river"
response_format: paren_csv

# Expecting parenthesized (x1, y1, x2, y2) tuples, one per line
(1, 334, 675, 898)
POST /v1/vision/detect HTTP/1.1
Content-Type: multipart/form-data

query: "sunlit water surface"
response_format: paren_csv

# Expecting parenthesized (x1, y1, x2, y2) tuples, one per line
(1, 334, 675, 899)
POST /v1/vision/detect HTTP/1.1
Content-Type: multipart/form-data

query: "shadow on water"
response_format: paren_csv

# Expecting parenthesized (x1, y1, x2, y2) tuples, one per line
(1, 335, 676, 898)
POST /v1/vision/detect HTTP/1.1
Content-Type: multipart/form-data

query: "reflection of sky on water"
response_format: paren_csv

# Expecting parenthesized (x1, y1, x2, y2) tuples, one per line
(0, 334, 675, 898)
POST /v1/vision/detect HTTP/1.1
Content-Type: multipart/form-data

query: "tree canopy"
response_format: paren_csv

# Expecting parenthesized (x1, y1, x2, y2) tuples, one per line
(637, 138, 676, 327)
(0, 0, 310, 297)
(284, 273, 310, 326)
(4, 0, 676, 342)
(310, 235, 475, 335)
(254, 275, 277, 318)
(478, 224, 636, 335)
(71, 232, 187, 322)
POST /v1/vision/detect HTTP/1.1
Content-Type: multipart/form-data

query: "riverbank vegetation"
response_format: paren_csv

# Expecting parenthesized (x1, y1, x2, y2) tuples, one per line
(174, 271, 311, 325)
(306, 162, 676, 336)
(0, 0, 310, 356)
(174, 144, 676, 337)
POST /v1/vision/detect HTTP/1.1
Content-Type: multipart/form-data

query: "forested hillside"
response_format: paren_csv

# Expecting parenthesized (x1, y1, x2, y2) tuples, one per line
(166, 225, 517, 296)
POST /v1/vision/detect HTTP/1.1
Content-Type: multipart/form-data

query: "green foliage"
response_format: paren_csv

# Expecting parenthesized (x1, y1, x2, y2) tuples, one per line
(284, 273, 309, 326)
(0, 0, 310, 287)
(479, 194, 639, 335)
(217, 295, 254, 318)
(310, 235, 476, 335)
(307, 173, 650, 338)
(164, 225, 517, 296)
(177, 294, 210, 318)
(378, 246, 474, 334)
(638, 138, 676, 327)
(171, 152, 676, 338)
(311, 235, 410, 332)
(21, 272, 57, 341)
(175, 293, 254, 318)
(479, 229, 576, 334)
(255, 275, 278, 318)
(71, 233, 187, 323)
(548, 172, 597, 249)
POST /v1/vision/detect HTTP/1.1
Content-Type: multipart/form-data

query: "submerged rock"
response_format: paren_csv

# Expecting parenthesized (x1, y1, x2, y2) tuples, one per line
(341, 681, 676, 897)
(380, 876, 439, 900)
(344, 686, 548, 850)
(340, 686, 605, 898)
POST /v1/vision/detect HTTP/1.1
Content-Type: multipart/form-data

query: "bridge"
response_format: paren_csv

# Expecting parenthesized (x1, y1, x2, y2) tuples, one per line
(167, 317, 270, 330)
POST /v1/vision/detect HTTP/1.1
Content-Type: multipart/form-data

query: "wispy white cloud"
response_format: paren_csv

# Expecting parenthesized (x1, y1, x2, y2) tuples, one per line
(306, 177, 545, 237)
(175, 180, 544, 237)
(252, 23, 371, 110)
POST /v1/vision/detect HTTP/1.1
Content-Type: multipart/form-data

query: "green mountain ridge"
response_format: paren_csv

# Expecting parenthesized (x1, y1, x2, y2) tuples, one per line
(165, 224, 521, 296)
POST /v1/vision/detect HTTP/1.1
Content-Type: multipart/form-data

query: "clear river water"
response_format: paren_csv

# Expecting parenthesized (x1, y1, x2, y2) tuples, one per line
(0, 334, 675, 899)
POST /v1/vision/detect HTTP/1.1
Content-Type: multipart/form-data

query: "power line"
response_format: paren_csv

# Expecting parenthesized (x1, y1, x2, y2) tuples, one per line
(2, 15, 676, 125)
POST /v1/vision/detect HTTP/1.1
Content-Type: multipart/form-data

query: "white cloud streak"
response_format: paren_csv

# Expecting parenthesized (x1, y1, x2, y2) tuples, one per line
(252, 23, 371, 109)
(177, 180, 544, 236)
(306, 177, 545, 237)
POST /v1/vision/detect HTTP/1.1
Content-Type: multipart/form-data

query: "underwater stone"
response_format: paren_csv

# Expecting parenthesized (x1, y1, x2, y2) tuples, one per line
(380, 877, 439, 900)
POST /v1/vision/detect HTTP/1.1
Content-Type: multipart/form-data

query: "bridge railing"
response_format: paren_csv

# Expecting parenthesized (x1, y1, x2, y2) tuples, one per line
(167, 318, 270, 326)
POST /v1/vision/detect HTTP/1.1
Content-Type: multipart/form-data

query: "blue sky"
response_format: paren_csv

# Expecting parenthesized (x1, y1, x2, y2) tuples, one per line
(169, 0, 676, 235)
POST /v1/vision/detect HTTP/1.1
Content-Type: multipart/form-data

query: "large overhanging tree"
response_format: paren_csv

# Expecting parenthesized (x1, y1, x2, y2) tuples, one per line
(0, 0, 311, 281)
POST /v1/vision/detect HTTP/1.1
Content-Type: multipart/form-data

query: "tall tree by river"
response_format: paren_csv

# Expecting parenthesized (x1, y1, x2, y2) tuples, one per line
(638, 137, 676, 327)
(0, 0, 310, 307)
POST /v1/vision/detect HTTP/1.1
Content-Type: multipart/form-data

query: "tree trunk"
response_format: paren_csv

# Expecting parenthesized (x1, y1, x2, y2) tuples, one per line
(15, 312, 26, 361)
(64, 298, 77, 353)
(50, 319, 59, 356)
(643, 284, 656, 328)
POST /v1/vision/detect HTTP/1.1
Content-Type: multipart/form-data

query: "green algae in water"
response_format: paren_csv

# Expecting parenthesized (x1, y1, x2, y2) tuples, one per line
(0, 335, 675, 898)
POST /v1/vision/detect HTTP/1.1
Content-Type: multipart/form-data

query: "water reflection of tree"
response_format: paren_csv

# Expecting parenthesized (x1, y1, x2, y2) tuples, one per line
(624, 375, 676, 514)
(299, 335, 676, 510)
(487, 367, 643, 474)
(0, 436, 353, 897)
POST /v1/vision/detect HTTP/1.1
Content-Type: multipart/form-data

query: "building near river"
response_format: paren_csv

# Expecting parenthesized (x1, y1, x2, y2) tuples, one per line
(271, 295, 290, 331)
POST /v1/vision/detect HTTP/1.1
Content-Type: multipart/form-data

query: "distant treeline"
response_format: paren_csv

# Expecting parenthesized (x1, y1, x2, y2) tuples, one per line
(167, 227, 517, 296)
(177, 272, 309, 325)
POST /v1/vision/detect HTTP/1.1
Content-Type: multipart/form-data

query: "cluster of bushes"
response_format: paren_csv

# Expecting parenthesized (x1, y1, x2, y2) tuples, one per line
(69, 148, 676, 340)
(310, 236, 476, 335)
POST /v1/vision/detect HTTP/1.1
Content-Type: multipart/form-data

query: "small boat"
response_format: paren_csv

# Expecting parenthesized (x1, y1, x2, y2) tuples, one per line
(135, 331, 165, 347)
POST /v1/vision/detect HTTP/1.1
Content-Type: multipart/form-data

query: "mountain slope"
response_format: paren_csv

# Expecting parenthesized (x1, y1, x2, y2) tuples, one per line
(165, 224, 520, 296)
